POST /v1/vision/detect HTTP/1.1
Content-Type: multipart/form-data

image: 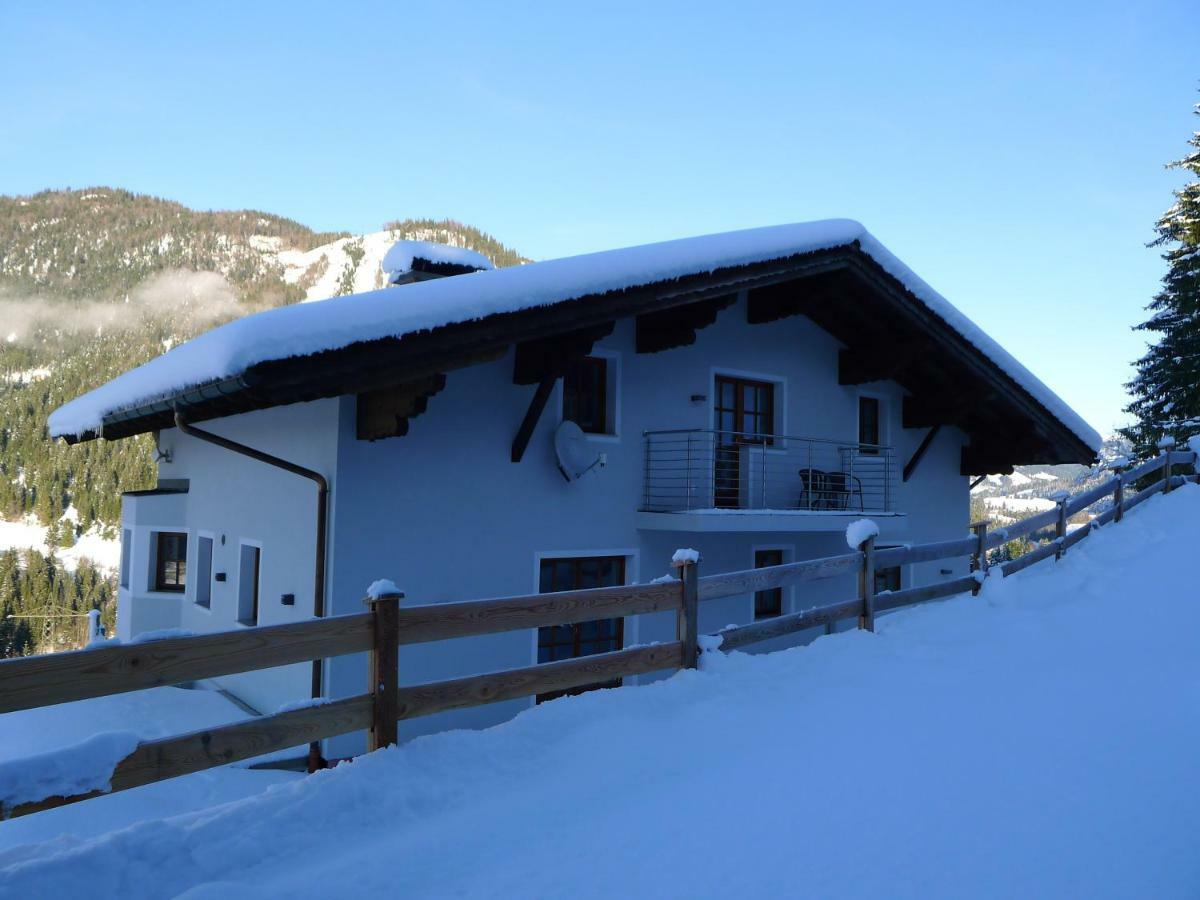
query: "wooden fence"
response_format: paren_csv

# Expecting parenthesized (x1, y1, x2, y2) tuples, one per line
(1, 449, 1195, 819)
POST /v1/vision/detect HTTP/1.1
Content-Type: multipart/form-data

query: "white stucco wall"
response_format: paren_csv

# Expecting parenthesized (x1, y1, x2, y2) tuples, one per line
(116, 293, 972, 753)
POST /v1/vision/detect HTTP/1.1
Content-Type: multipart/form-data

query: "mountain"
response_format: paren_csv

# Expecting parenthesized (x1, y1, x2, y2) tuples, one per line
(969, 435, 1132, 529)
(0, 187, 527, 655)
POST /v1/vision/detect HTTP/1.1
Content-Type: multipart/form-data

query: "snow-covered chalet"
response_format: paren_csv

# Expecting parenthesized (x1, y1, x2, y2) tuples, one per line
(49, 221, 1101, 758)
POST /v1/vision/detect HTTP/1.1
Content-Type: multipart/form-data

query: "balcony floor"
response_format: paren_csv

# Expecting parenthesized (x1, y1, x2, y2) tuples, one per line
(636, 508, 908, 535)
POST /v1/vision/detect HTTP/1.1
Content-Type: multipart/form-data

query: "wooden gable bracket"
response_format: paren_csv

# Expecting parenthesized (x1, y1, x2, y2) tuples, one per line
(635, 294, 736, 354)
(356, 374, 448, 441)
(745, 279, 828, 324)
(838, 346, 922, 386)
(510, 322, 615, 463)
(902, 393, 977, 430)
(960, 444, 1016, 477)
(902, 425, 941, 483)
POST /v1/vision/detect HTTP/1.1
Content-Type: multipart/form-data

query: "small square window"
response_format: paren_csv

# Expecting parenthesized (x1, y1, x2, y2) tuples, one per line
(154, 532, 187, 593)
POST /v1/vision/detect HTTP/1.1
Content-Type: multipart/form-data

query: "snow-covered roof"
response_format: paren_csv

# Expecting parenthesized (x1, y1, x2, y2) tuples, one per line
(47, 220, 1102, 454)
(381, 240, 494, 282)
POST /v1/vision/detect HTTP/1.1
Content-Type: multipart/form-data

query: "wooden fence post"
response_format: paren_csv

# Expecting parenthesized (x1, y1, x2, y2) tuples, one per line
(858, 535, 876, 632)
(1054, 498, 1067, 560)
(365, 589, 403, 752)
(673, 554, 700, 669)
(1163, 452, 1173, 495)
(970, 521, 989, 595)
(1113, 466, 1125, 524)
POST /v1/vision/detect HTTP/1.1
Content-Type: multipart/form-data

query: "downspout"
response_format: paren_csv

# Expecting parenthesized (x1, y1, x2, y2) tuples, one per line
(173, 410, 330, 773)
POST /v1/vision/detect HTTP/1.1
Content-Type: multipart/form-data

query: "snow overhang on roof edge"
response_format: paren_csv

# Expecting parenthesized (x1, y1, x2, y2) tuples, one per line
(47, 220, 1102, 455)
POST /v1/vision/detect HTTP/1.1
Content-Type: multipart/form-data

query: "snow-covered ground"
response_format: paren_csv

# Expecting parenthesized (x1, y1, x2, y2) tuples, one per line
(2, 486, 1200, 898)
(0, 513, 120, 573)
(0, 686, 299, 852)
(982, 495, 1057, 513)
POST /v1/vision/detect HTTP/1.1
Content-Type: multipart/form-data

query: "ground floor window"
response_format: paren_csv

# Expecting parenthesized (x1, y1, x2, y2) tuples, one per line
(537, 555, 625, 702)
(754, 548, 784, 619)
(153, 531, 187, 593)
(874, 555, 902, 594)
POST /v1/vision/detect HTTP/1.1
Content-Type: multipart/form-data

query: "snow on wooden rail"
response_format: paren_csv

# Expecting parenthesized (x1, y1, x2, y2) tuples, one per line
(1, 450, 1195, 819)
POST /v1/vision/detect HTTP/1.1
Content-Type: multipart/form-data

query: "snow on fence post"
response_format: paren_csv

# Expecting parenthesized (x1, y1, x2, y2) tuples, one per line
(671, 550, 701, 669)
(364, 582, 404, 752)
(858, 535, 876, 632)
(970, 522, 989, 595)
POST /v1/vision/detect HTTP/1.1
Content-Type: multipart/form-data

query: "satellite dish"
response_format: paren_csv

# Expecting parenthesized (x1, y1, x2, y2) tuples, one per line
(554, 420, 603, 482)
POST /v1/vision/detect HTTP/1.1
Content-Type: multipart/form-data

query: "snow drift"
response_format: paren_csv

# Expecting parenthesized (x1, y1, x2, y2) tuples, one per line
(4, 487, 1199, 897)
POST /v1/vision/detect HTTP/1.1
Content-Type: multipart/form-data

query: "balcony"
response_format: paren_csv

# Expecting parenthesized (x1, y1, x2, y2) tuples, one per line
(639, 429, 902, 533)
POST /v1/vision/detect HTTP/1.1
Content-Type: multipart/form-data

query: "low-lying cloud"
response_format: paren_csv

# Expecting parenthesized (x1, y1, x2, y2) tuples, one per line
(2, 270, 245, 344)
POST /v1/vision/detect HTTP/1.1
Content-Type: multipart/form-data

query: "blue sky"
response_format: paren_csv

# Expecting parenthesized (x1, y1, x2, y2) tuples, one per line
(2, 1, 1197, 436)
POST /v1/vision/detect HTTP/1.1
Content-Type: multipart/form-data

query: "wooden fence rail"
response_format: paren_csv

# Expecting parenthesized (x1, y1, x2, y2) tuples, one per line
(1, 449, 1196, 819)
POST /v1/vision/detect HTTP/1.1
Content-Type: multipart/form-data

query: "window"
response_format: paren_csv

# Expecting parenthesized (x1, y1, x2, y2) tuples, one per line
(537, 555, 625, 702)
(238, 544, 261, 625)
(874, 562, 902, 594)
(153, 532, 187, 593)
(195, 536, 214, 608)
(858, 396, 881, 454)
(562, 356, 609, 434)
(754, 549, 784, 620)
(119, 529, 131, 589)
(714, 375, 777, 507)
(715, 375, 775, 442)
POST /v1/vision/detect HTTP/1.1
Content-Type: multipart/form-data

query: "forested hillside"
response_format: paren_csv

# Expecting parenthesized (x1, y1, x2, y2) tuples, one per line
(0, 187, 525, 655)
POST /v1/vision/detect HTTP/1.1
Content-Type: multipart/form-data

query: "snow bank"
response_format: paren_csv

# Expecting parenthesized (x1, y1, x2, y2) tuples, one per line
(381, 240, 494, 280)
(845, 518, 879, 550)
(0, 732, 139, 810)
(48, 220, 1101, 453)
(3, 486, 1200, 896)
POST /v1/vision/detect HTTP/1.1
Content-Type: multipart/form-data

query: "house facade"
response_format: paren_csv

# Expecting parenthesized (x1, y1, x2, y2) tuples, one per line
(51, 221, 1100, 758)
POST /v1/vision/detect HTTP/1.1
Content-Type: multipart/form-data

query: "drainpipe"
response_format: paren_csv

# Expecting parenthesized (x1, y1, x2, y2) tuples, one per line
(173, 410, 330, 773)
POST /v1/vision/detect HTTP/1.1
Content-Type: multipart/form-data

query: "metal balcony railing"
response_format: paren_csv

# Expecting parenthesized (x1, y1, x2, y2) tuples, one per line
(642, 429, 895, 513)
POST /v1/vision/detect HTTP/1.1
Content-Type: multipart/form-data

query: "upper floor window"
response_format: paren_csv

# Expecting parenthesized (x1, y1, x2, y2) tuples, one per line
(563, 356, 609, 434)
(238, 544, 262, 626)
(715, 375, 775, 442)
(858, 396, 882, 453)
(153, 531, 187, 593)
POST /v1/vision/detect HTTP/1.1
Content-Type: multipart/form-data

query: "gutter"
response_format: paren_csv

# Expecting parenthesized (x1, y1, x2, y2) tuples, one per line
(172, 410, 331, 773)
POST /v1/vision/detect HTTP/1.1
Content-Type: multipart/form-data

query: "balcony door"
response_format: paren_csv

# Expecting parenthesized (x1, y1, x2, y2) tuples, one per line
(536, 556, 626, 703)
(714, 376, 775, 508)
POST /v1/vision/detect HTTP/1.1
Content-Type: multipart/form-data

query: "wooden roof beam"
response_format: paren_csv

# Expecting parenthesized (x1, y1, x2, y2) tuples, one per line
(635, 294, 736, 354)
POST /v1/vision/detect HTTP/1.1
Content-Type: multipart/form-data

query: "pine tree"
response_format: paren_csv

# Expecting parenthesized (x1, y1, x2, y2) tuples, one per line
(1122, 100, 1200, 455)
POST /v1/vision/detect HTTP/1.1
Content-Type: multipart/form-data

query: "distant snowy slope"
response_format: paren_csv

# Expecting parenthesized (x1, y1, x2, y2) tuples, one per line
(5, 485, 1199, 898)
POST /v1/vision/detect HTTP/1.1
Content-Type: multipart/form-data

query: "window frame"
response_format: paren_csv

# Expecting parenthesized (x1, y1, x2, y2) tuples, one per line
(194, 533, 215, 609)
(152, 531, 188, 594)
(752, 547, 786, 620)
(715, 374, 777, 444)
(873, 544, 907, 595)
(857, 393, 886, 455)
(560, 352, 620, 438)
(119, 528, 132, 590)
(532, 551, 634, 703)
(236, 541, 262, 626)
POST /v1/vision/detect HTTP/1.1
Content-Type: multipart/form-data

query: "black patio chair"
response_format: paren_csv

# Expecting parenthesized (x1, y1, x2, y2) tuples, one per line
(798, 468, 865, 511)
